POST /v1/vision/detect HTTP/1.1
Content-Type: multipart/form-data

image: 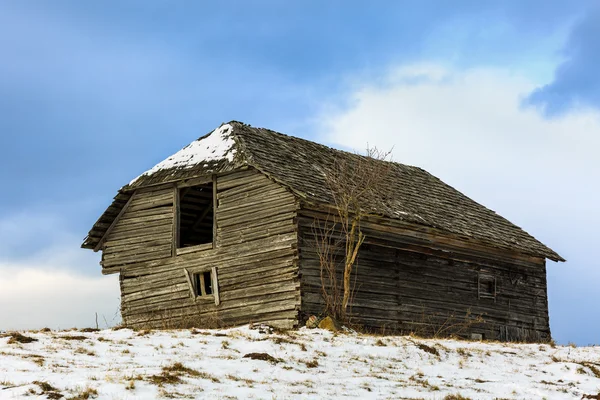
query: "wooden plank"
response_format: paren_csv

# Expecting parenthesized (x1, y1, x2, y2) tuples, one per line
(176, 243, 213, 255)
(212, 266, 220, 306)
(172, 184, 179, 258)
(213, 174, 218, 249)
(177, 176, 213, 188)
(95, 193, 136, 252)
(183, 269, 194, 300)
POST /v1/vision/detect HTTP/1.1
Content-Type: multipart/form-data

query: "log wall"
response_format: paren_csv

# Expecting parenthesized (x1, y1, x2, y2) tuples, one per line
(102, 169, 300, 329)
(298, 209, 551, 342)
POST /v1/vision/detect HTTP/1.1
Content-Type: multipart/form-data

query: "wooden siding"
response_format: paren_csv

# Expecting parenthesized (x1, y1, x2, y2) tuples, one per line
(106, 169, 300, 329)
(298, 209, 550, 342)
(101, 184, 174, 271)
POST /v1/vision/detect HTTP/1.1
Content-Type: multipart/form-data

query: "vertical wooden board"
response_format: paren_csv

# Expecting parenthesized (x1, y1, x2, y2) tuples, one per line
(212, 174, 218, 248)
(212, 266, 220, 306)
(172, 184, 179, 257)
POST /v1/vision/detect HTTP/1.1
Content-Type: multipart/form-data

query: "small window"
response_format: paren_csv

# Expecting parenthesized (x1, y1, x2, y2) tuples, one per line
(184, 267, 220, 305)
(177, 182, 214, 248)
(478, 272, 496, 300)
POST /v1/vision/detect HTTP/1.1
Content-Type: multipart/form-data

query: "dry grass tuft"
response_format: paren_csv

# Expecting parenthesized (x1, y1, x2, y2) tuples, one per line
(34, 381, 59, 392)
(79, 328, 100, 333)
(59, 335, 88, 341)
(163, 362, 200, 376)
(225, 374, 256, 385)
(415, 342, 439, 356)
(158, 362, 221, 384)
(443, 394, 472, 400)
(243, 352, 282, 364)
(66, 386, 98, 400)
(6, 332, 38, 344)
(269, 336, 308, 351)
(578, 362, 600, 378)
(33, 381, 63, 399)
(147, 373, 183, 386)
(22, 354, 45, 366)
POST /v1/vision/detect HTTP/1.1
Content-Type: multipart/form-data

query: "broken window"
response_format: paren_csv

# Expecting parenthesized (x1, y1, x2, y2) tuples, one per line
(177, 182, 214, 248)
(477, 272, 496, 300)
(184, 267, 220, 305)
(194, 271, 213, 296)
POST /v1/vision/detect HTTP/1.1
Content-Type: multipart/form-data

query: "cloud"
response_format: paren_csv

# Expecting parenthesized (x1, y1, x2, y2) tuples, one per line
(0, 266, 119, 331)
(0, 212, 120, 330)
(318, 64, 600, 344)
(525, 6, 600, 116)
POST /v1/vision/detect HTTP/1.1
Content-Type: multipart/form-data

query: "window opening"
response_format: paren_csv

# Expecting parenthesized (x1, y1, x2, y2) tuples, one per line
(184, 267, 220, 305)
(178, 182, 214, 248)
(193, 271, 213, 296)
(478, 272, 496, 301)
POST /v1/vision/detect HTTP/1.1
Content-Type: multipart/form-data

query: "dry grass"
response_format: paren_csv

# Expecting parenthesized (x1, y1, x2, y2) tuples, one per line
(5, 332, 38, 344)
(147, 372, 182, 386)
(225, 374, 256, 385)
(271, 336, 307, 351)
(66, 386, 98, 400)
(79, 328, 100, 333)
(443, 395, 472, 400)
(163, 362, 201, 377)
(414, 342, 439, 356)
(74, 347, 96, 356)
(243, 352, 282, 364)
(148, 362, 221, 386)
(34, 381, 59, 392)
(33, 381, 63, 399)
(58, 335, 88, 341)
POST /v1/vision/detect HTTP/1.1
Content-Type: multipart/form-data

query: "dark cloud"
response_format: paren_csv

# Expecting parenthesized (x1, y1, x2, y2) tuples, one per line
(526, 6, 600, 116)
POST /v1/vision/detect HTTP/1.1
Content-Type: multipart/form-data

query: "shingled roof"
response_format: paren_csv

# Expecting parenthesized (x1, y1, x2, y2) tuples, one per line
(82, 121, 563, 262)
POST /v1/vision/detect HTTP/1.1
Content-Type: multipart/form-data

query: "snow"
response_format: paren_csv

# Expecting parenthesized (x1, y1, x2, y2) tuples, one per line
(1, 326, 600, 399)
(129, 124, 236, 186)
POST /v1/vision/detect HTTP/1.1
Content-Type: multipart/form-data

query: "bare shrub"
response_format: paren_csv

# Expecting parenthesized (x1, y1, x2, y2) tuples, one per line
(313, 147, 393, 323)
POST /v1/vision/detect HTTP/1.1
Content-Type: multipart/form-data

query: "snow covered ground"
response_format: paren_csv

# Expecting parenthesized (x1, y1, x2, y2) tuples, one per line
(1, 325, 600, 399)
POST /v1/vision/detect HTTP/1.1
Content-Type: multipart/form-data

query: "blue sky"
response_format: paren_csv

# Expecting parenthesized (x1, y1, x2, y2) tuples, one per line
(0, 1, 598, 344)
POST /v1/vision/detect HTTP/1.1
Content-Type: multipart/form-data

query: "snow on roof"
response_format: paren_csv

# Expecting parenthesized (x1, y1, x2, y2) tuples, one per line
(129, 124, 236, 186)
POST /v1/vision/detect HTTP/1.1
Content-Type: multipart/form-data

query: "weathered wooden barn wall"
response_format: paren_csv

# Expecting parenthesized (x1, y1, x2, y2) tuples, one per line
(101, 168, 300, 329)
(297, 209, 550, 342)
(101, 185, 174, 269)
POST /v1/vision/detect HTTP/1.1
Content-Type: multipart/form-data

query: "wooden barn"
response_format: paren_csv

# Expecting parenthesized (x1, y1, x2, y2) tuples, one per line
(82, 121, 563, 341)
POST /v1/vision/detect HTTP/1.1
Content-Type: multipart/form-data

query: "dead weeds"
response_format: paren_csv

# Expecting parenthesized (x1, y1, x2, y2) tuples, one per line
(5, 332, 38, 344)
(243, 352, 282, 364)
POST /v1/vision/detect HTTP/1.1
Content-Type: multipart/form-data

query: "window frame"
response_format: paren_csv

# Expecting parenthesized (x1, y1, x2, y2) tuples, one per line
(184, 266, 220, 305)
(477, 271, 497, 301)
(173, 175, 217, 256)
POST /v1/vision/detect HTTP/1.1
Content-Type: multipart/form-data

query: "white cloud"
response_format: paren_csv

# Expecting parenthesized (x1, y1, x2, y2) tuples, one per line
(320, 65, 600, 241)
(318, 64, 600, 344)
(0, 265, 120, 331)
(0, 212, 120, 331)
